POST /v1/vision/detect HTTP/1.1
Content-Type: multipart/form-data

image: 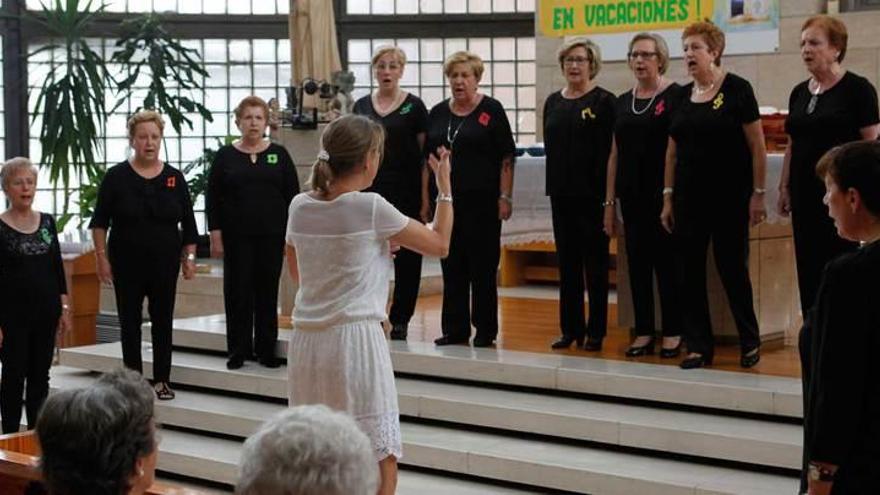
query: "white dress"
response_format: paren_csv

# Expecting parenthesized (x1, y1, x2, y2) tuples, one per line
(285, 191, 409, 461)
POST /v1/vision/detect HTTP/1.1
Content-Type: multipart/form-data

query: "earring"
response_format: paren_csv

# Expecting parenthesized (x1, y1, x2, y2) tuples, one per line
(138, 468, 145, 477)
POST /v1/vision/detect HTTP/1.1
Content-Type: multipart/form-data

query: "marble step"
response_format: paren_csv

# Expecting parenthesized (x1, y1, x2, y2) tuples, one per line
(49, 367, 798, 495)
(155, 316, 803, 418)
(55, 347, 801, 469)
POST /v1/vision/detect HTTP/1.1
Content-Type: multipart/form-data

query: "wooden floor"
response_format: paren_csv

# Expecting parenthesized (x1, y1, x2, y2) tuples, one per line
(403, 294, 802, 379)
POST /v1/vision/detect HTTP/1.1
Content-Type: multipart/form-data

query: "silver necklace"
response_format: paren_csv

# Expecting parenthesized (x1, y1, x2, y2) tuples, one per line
(447, 114, 467, 149)
(631, 79, 661, 115)
(692, 80, 715, 96)
(807, 78, 821, 115)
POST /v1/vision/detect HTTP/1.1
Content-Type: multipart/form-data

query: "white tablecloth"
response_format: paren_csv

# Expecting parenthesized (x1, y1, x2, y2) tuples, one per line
(501, 154, 788, 246)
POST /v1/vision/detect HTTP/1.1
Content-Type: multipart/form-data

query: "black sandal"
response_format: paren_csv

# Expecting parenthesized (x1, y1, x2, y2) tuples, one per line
(154, 382, 176, 401)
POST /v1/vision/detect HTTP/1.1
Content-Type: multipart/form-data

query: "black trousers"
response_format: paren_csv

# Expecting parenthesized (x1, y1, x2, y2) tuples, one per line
(387, 199, 422, 326)
(791, 207, 856, 315)
(674, 201, 760, 356)
(0, 309, 58, 433)
(621, 198, 681, 337)
(113, 250, 179, 383)
(223, 233, 284, 361)
(441, 195, 501, 340)
(550, 196, 609, 340)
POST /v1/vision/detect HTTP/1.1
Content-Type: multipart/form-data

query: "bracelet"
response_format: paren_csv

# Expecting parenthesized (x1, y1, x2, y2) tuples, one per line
(62, 303, 71, 312)
(183, 253, 196, 262)
(499, 193, 513, 204)
(95, 249, 106, 256)
(753, 187, 767, 194)
(662, 187, 674, 196)
(436, 193, 453, 204)
(602, 199, 616, 207)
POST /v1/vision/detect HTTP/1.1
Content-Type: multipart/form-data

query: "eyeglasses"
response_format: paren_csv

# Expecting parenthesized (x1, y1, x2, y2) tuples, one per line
(628, 51, 658, 60)
(563, 57, 589, 66)
(375, 63, 401, 71)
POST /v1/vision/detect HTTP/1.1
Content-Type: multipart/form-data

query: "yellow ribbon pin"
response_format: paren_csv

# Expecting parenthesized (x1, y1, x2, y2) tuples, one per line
(712, 92, 724, 110)
(582, 107, 596, 120)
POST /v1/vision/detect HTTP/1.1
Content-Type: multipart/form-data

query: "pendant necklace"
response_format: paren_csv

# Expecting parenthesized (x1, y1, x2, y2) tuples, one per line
(807, 78, 821, 115)
(631, 78, 661, 115)
(447, 101, 473, 150)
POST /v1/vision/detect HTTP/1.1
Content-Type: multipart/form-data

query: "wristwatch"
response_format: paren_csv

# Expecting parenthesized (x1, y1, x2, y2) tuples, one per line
(184, 253, 196, 262)
(499, 193, 513, 204)
(808, 463, 835, 482)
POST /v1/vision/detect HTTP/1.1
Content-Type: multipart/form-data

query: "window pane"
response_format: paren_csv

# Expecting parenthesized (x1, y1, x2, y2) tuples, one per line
(373, 0, 394, 13)
(397, 0, 418, 13)
(153, 0, 177, 12)
(494, 62, 515, 85)
(445, 0, 466, 12)
(253, 0, 276, 14)
(178, 0, 202, 13)
(253, 40, 277, 62)
(421, 0, 442, 13)
(349, 40, 372, 63)
(470, 0, 491, 13)
(254, 64, 277, 87)
(493, 37, 516, 60)
(229, 65, 252, 87)
(347, 0, 370, 14)
(203, 39, 227, 62)
(229, 40, 251, 62)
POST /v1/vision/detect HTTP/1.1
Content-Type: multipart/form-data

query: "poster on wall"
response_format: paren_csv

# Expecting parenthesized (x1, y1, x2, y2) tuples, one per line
(539, 0, 779, 61)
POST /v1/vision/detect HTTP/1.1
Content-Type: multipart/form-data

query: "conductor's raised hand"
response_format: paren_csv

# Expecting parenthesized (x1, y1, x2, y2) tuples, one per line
(428, 146, 452, 196)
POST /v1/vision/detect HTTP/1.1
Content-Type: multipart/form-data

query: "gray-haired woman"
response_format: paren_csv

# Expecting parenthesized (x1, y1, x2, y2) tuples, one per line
(36, 368, 158, 495)
(238, 405, 378, 495)
(604, 33, 683, 358)
(0, 157, 71, 433)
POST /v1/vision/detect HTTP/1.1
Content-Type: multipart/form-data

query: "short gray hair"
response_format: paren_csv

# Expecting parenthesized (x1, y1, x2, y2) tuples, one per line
(0, 157, 38, 192)
(236, 405, 378, 495)
(628, 32, 670, 75)
(557, 37, 602, 79)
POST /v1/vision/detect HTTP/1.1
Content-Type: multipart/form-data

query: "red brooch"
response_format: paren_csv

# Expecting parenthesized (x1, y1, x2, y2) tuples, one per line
(654, 100, 666, 116)
(478, 112, 491, 126)
(166, 176, 176, 188)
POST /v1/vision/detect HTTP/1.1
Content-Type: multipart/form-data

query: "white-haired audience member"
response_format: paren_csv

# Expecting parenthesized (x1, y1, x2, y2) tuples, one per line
(236, 405, 379, 495)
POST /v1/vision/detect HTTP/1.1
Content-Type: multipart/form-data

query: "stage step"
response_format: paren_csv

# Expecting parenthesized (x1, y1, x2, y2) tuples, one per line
(57, 345, 801, 470)
(51, 366, 797, 495)
(154, 316, 803, 418)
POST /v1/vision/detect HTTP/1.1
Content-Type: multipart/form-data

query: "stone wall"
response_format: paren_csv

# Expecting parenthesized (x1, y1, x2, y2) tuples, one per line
(536, 1, 878, 139)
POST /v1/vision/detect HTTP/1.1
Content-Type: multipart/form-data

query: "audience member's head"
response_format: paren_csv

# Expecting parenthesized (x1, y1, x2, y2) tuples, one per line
(236, 405, 378, 495)
(817, 140, 880, 241)
(36, 368, 158, 495)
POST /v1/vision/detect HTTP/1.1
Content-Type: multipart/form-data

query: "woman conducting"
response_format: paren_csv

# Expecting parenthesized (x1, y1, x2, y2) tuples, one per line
(605, 33, 683, 358)
(285, 114, 453, 495)
(660, 21, 767, 369)
(90, 110, 199, 400)
(543, 38, 616, 351)
(354, 46, 429, 341)
(426, 50, 516, 348)
(207, 96, 300, 370)
(0, 157, 70, 433)
(802, 141, 880, 495)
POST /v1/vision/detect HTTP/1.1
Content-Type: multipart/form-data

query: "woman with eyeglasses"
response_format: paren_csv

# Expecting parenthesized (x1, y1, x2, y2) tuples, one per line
(543, 38, 616, 351)
(660, 21, 767, 369)
(778, 15, 878, 324)
(353, 46, 429, 342)
(604, 33, 683, 359)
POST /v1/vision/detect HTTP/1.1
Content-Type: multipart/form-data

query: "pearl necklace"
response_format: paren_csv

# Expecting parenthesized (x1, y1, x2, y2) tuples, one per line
(692, 79, 715, 96)
(631, 78, 662, 115)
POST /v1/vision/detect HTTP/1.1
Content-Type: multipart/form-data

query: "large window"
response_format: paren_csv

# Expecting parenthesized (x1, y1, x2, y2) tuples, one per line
(25, 0, 290, 14)
(346, 0, 534, 14)
(27, 37, 291, 230)
(348, 36, 535, 143)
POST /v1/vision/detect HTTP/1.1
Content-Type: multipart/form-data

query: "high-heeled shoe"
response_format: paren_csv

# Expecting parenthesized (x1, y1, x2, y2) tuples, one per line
(625, 337, 655, 357)
(583, 337, 603, 352)
(740, 347, 760, 368)
(659, 337, 682, 359)
(680, 353, 713, 369)
(551, 335, 584, 349)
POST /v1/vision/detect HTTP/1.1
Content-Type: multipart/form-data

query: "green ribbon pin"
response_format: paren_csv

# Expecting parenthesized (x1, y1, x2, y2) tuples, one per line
(267, 153, 278, 165)
(40, 228, 51, 245)
(399, 102, 412, 115)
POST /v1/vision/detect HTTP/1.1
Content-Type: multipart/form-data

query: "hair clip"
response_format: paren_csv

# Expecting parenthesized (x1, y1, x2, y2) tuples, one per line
(317, 150, 330, 161)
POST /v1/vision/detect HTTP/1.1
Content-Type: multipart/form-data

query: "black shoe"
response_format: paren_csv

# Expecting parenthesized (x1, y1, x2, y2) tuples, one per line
(226, 356, 244, 370)
(434, 335, 469, 346)
(389, 323, 408, 341)
(472, 336, 495, 347)
(740, 347, 760, 368)
(659, 338, 683, 359)
(259, 356, 281, 368)
(551, 335, 584, 349)
(625, 338, 655, 357)
(583, 338, 603, 352)
(680, 353, 712, 369)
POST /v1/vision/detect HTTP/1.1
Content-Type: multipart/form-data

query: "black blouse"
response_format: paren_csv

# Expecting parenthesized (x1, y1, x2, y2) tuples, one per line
(206, 143, 299, 236)
(0, 213, 68, 323)
(614, 83, 682, 202)
(804, 241, 880, 474)
(543, 87, 616, 199)
(669, 73, 760, 205)
(425, 96, 516, 197)
(354, 93, 428, 202)
(785, 72, 879, 215)
(89, 162, 199, 258)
